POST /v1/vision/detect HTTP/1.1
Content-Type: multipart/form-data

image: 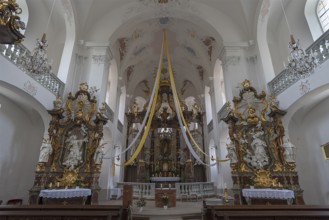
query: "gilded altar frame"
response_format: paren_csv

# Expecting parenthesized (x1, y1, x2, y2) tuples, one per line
(29, 83, 108, 205)
(222, 80, 304, 205)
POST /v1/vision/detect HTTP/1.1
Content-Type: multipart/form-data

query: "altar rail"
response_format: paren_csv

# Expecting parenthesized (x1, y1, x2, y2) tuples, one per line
(117, 182, 156, 199)
(176, 182, 216, 199)
(268, 29, 329, 97)
(0, 205, 128, 220)
(0, 43, 64, 97)
(117, 182, 215, 199)
(203, 205, 329, 220)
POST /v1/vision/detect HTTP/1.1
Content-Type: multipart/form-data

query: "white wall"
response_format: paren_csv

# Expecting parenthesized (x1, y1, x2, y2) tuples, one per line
(289, 97, 329, 205)
(0, 95, 44, 204)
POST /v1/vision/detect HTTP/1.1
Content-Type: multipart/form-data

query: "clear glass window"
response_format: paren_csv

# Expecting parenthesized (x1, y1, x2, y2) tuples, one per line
(318, 0, 329, 32)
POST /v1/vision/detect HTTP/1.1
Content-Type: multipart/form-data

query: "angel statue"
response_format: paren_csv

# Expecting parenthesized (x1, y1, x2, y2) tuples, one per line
(53, 96, 63, 110)
(226, 142, 238, 163)
(94, 144, 105, 164)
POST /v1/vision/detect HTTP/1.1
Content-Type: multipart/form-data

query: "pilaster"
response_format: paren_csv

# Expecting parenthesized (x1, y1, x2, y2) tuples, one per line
(84, 42, 113, 104)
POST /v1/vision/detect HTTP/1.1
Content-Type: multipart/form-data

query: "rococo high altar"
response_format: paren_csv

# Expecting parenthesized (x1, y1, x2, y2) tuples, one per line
(125, 72, 206, 185)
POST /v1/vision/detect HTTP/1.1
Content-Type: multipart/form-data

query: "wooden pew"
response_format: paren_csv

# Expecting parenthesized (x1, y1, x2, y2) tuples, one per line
(0, 205, 129, 220)
(203, 205, 329, 220)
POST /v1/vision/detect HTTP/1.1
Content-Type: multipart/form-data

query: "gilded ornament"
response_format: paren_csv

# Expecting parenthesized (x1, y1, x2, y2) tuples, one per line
(36, 163, 45, 172)
(254, 169, 279, 188)
(273, 162, 283, 172)
(50, 163, 57, 172)
(246, 106, 259, 125)
(239, 163, 249, 172)
(56, 168, 84, 187)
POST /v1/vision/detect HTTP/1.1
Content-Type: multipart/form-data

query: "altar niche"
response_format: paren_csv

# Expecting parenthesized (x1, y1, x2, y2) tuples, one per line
(124, 76, 206, 183)
(29, 83, 108, 205)
(222, 80, 304, 205)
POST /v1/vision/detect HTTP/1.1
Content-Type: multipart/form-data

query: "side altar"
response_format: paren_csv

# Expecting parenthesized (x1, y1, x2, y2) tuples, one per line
(29, 83, 108, 205)
(222, 80, 304, 205)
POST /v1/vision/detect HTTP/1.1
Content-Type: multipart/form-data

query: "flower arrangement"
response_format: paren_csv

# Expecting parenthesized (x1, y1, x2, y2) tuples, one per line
(135, 197, 146, 208)
(161, 194, 169, 206)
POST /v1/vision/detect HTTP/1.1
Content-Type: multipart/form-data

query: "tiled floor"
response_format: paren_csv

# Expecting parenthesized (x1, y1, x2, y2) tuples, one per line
(100, 198, 203, 219)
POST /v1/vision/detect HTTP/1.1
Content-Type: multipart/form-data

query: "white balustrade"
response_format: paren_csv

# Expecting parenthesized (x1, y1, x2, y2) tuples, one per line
(116, 182, 215, 200)
(117, 182, 155, 199)
(268, 29, 329, 96)
(176, 182, 215, 199)
(0, 43, 64, 97)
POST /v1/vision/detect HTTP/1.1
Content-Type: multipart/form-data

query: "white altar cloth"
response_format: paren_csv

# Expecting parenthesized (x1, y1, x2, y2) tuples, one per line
(242, 188, 294, 205)
(150, 177, 180, 182)
(39, 188, 91, 199)
(242, 188, 294, 199)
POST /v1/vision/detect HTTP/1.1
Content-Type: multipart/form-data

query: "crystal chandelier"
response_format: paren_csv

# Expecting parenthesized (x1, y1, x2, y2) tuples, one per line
(19, 0, 55, 75)
(0, 0, 25, 44)
(286, 35, 318, 79)
(19, 33, 52, 75)
(281, 0, 317, 79)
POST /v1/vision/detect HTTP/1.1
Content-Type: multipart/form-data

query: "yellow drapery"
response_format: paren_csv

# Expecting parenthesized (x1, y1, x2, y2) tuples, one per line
(115, 31, 165, 166)
(164, 31, 229, 163)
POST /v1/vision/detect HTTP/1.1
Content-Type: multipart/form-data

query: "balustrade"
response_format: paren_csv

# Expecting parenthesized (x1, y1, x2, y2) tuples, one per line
(0, 43, 64, 97)
(116, 182, 215, 199)
(117, 182, 155, 199)
(176, 182, 215, 199)
(268, 29, 329, 96)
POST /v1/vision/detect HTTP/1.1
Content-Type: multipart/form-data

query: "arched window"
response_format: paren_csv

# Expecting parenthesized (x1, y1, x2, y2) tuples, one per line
(317, 0, 329, 32)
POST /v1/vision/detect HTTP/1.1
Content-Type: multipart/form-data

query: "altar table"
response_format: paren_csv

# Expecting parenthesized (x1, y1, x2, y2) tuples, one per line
(242, 188, 294, 205)
(39, 188, 91, 205)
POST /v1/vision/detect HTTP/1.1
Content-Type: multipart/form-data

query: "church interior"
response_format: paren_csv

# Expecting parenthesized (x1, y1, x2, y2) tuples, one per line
(1, 0, 329, 219)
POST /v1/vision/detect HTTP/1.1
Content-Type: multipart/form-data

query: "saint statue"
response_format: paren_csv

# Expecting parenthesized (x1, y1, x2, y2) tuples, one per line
(63, 134, 88, 170)
(38, 139, 53, 163)
(192, 103, 200, 119)
(178, 148, 186, 165)
(160, 138, 171, 158)
(226, 142, 238, 164)
(144, 149, 151, 164)
(250, 130, 269, 168)
(94, 145, 104, 164)
(132, 101, 139, 117)
(282, 135, 296, 162)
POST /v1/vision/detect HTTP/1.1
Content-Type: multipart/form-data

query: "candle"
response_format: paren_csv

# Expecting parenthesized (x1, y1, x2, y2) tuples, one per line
(57, 182, 60, 188)
(160, 184, 163, 188)
(169, 184, 171, 189)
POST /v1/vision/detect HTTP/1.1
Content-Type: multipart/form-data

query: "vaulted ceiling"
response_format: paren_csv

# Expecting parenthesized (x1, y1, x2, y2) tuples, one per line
(29, 0, 262, 103)
(70, 0, 260, 100)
